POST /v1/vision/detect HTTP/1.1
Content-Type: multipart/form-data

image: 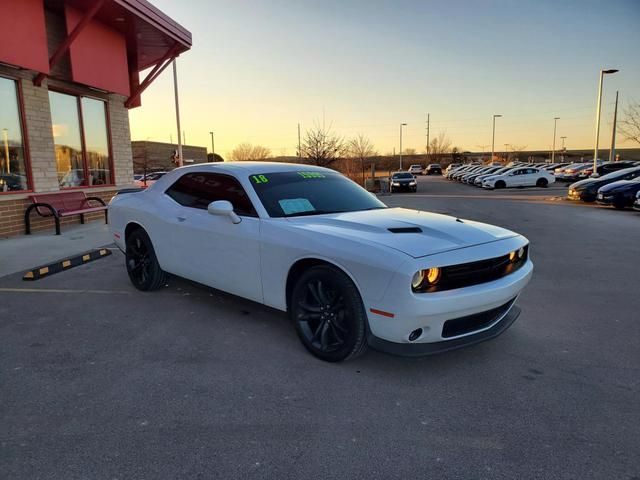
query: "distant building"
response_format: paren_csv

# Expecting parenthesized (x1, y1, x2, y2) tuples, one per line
(132, 141, 208, 173)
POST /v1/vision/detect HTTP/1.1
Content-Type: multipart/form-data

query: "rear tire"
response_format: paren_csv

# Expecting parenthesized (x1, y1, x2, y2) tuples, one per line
(290, 265, 368, 362)
(495, 180, 506, 189)
(125, 228, 167, 291)
(536, 178, 548, 188)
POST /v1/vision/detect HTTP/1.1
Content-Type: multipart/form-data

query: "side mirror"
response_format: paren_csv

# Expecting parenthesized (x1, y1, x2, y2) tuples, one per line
(413, 175, 417, 179)
(207, 200, 241, 224)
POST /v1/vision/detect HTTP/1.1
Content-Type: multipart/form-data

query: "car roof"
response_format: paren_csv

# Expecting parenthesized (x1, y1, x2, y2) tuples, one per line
(170, 161, 334, 175)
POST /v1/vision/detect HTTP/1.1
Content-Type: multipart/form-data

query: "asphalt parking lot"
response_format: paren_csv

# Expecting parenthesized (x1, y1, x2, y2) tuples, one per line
(1, 176, 639, 479)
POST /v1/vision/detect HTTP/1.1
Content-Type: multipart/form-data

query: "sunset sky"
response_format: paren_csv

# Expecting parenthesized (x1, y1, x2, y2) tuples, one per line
(129, 0, 640, 158)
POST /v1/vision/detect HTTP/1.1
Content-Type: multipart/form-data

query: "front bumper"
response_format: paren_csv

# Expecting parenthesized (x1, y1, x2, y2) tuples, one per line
(369, 303, 521, 356)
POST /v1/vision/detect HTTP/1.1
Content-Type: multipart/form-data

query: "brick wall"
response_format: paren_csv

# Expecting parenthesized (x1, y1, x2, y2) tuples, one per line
(0, 189, 117, 238)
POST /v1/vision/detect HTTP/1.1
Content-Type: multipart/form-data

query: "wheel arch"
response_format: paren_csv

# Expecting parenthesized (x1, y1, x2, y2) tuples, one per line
(124, 221, 146, 242)
(285, 257, 364, 312)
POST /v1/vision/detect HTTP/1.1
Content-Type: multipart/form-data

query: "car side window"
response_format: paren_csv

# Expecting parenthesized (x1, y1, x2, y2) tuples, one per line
(165, 172, 257, 217)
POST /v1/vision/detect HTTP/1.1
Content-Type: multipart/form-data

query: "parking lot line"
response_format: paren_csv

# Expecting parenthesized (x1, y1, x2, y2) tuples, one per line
(0, 287, 133, 295)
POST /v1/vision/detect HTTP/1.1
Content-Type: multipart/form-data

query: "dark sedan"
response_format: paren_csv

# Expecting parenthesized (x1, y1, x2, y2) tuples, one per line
(578, 160, 639, 179)
(568, 167, 640, 202)
(390, 172, 417, 192)
(425, 164, 442, 175)
(596, 178, 640, 209)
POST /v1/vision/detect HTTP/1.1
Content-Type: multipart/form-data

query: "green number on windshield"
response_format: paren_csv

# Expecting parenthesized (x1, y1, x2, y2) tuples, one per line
(252, 175, 269, 184)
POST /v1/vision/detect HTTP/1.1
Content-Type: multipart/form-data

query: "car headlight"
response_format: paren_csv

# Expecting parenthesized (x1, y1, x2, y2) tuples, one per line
(392, 182, 400, 186)
(409, 181, 416, 185)
(509, 247, 525, 262)
(411, 268, 441, 291)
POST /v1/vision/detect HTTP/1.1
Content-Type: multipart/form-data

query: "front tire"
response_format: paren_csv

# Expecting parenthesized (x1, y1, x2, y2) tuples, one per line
(125, 228, 167, 291)
(536, 178, 548, 188)
(290, 265, 368, 362)
(495, 180, 506, 189)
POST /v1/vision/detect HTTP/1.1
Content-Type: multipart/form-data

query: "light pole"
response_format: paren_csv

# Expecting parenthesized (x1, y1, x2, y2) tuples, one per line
(491, 115, 502, 163)
(504, 143, 510, 162)
(551, 117, 560, 163)
(399, 123, 407, 170)
(593, 68, 618, 175)
(561, 136, 567, 150)
(610, 90, 619, 162)
(172, 58, 183, 167)
(209, 131, 215, 162)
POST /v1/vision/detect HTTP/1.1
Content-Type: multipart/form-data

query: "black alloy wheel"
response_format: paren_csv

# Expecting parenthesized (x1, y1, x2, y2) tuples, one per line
(495, 180, 506, 189)
(125, 228, 167, 291)
(291, 265, 367, 362)
(536, 178, 548, 188)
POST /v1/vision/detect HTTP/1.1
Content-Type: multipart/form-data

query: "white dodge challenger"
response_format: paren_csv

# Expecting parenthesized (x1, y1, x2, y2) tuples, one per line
(109, 162, 533, 362)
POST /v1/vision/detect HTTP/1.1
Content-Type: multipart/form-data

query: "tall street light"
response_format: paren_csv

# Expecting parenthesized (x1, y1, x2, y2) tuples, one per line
(561, 136, 567, 150)
(399, 123, 407, 170)
(209, 131, 215, 162)
(593, 68, 618, 174)
(551, 117, 560, 163)
(491, 115, 502, 163)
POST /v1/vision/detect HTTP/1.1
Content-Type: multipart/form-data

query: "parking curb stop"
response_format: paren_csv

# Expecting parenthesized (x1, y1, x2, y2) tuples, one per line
(22, 249, 112, 281)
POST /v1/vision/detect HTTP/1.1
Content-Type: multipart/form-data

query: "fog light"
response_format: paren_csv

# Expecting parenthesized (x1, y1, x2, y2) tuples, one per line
(409, 328, 423, 342)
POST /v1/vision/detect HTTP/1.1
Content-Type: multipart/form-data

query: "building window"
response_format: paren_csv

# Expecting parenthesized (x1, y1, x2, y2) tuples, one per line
(0, 77, 29, 192)
(49, 91, 112, 188)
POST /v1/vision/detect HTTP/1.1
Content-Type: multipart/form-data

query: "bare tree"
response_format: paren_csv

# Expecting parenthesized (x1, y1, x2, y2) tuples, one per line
(428, 132, 452, 161)
(347, 134, 377, 185)
(619, 100, 640, 145)
(404, 147, 417, 156)
(230, 143, 271, 162)
(301, 124, 345, 167)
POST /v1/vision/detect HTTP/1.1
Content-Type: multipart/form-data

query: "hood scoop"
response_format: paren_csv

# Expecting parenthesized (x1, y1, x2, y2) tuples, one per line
(388, 227, 423, 234)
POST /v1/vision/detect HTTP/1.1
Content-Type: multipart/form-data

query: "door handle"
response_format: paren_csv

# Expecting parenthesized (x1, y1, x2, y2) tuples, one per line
(176, 216, 186, 222)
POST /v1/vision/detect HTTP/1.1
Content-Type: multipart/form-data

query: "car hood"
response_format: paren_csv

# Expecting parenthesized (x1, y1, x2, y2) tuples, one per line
(284, 207, 518, 258)
(570, 178, 599, 190)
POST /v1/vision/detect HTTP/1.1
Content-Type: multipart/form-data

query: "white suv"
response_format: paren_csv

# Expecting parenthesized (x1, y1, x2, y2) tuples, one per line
(408, 164, 424, 175)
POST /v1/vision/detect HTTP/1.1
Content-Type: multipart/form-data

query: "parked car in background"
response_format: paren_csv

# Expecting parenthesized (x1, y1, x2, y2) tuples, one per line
(464, 166, 502, 184)
(408, 164, 424, 175)
(390, 172, 417, 192)
(134, 174, 144, 182)
(568, 167, 640, 202)
(596, 177, 640, 209)
(425, 164, 442, 175)
(453, 165, 484, 181)
(558, 163, 593, 182)
(474, 167, 513, 186)
(109, 162, 532, 362)
(482, 167, 555, 189)
(578, 161, 640, 179)
(444, 163, 462, 175)
(135, 171, 168, 188)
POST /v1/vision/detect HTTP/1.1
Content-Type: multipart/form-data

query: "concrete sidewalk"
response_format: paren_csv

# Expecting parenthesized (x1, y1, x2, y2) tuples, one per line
(0, 222, 113, 278)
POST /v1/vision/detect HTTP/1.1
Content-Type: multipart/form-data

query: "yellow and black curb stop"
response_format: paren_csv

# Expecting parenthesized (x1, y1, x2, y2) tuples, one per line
(23, 248, 112, 281)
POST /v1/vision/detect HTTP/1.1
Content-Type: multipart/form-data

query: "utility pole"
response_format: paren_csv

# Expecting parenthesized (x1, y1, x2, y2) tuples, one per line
(209, 131, 215, 162)
(491, 114, 502, 164)
(610, 90, 619, 162)
(504, 144, 510, 162)
(297, 123, 301, 158)
(561, 136, 567, 150)
(593, 68, 619, 175)
(172, 58, 183, 167)
(551, 117, 560, 163)
(399, 123, 407, 170)
(425, 113, 430, 160)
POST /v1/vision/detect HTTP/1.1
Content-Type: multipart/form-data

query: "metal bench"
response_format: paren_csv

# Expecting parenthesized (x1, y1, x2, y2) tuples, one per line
(25, 191, 108, 235)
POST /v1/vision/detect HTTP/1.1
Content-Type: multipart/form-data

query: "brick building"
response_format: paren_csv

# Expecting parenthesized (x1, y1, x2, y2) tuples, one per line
(132, 140, 207, 174)
(0, 0, 191, 237)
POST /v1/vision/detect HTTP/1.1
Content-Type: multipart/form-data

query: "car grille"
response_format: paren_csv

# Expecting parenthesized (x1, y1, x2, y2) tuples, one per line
(416, 246, 529, 293)
(442, 298, 516, 338)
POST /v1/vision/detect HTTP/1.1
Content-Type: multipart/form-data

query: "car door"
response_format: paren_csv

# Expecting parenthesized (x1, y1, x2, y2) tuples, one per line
(522, 168, 539, 186)
(163, 171, 263, 303)
(506, 169, 524, 187)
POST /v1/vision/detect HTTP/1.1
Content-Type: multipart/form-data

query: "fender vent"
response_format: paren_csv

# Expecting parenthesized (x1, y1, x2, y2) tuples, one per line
(388, 227, 422, 233)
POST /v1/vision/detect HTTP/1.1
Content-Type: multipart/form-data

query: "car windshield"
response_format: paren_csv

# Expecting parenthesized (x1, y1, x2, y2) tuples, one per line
(392, 173, 414, 179)
(249, 170, 386, 218)
(598, 167, 640, 181)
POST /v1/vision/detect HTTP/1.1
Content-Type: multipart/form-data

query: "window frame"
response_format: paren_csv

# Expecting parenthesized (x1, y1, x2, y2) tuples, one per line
(164, 171, 259, 218)
(0, 73, 34, 195)
(48, 86, 115, 190)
